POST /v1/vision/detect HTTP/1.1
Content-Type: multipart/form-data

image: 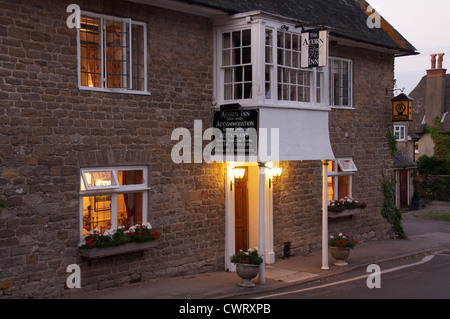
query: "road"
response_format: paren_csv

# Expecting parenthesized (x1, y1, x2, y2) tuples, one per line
(246, 251, 450, 299)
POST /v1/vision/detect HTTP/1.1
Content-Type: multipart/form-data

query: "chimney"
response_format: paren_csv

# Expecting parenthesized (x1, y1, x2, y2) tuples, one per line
(425, 53, 446, 127)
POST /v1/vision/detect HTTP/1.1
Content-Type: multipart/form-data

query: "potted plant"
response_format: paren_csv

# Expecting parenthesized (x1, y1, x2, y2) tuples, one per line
(411, 191, 422, 210)
(328, 233, 358, 266)
(230, 248, 263, 287)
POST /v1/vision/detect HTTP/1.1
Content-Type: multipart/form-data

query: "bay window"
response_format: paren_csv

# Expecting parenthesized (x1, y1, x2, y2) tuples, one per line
(216, 23, 325, 107)
(79, 167, 149, 242)
(78, 12, 148, 94)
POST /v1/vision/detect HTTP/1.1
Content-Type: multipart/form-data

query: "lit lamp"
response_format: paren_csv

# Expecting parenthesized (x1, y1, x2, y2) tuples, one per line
(233, 168, 246, 179)
(269, 167, 283, 188)
(392, 93, 413, 122)
(230, 167, 246, 190)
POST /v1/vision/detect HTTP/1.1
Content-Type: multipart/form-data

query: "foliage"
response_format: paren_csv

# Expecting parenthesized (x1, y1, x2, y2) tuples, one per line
(417, 155, 450, 176)
(387, 129, 398, 157)
(230, 248, 263, 265)
(426, 117, 450, 160)
(328, 197, 367, 213)
(415, 175, 450, 202)
(82, 222, 161, 249)
(328, 233, 358, 250)
(381, 172, 407, 239)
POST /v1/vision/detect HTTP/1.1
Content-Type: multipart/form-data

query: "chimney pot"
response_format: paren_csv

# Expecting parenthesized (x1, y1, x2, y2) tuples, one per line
(437, 53, 445, 69)
(430, 54, 437, 69)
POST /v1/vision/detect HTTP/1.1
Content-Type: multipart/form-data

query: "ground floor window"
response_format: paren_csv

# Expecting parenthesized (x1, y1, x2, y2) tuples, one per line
(327, 158, 357, 201)
(79, 167, 149, 241)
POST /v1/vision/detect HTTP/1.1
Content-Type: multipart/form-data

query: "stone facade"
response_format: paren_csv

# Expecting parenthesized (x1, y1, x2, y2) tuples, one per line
(1, 0, 395, 298)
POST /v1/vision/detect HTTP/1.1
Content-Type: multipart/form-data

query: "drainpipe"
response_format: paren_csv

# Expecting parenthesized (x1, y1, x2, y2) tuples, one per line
(258, 162, 266, 284)
(321, 160, 329, 270)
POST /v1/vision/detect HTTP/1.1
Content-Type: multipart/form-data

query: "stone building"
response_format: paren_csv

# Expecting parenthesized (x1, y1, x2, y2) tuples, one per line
(0, 0, 416, 297)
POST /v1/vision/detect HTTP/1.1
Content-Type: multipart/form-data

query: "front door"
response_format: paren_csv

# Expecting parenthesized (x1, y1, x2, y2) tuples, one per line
(234, 167, 248, 252)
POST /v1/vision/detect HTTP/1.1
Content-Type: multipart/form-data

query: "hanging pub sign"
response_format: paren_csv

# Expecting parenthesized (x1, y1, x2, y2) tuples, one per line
(392, 93, 413, 121)
(212, 108, 259, 157)
(301, 29, 328, 68)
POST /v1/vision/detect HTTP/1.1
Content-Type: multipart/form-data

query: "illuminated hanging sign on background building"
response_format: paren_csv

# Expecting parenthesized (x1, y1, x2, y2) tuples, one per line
(301, 29, 328, 68)
(392, 93, 413, 121)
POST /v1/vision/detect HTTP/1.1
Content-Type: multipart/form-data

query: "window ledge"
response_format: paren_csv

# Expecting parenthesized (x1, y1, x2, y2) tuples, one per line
(331, 106, 355, 110)
(328, 208, 364, 219)
(79, 240, 158, 260)
(78, 86, 151, 96)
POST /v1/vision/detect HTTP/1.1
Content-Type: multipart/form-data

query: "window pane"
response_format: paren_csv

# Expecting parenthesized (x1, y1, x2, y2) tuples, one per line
(105, 19, 130, 89)
(118, 170, 144, 185)
(80, 16, 101, 88)
(337, 159, 357, 172)
(82, 195, 112, 237)
(338, 176, 350, 199)
(82, 170, 118, 189)
(222, 32, 231, 49)
(132, 23, 145, 91)
(117, 192, 143, 229)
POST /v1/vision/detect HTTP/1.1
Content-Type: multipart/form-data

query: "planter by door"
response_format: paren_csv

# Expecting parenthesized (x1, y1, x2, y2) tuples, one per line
(236, 264, 260, 287)
(329, 246, 351, 266)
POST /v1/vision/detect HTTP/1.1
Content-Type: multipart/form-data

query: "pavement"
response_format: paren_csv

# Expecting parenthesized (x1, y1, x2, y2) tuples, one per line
(66, 201, 450, 299)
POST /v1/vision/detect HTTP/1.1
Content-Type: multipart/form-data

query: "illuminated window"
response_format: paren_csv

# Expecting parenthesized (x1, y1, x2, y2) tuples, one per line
(327, 158, 357, 201)
(80, 167, 149, 241)
(78, 12, 148, 93)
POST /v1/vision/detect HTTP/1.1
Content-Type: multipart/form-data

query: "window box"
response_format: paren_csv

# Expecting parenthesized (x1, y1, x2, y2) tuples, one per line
(328, 208, 364, 219)
(79, 240, 158, 260)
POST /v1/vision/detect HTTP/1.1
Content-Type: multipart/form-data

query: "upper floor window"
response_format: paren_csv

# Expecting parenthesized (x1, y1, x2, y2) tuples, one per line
(216, 24, 325, 108)
(329, 57, 352, 108)
(394, 125, 406, 141)
(78, 12, 148, 94)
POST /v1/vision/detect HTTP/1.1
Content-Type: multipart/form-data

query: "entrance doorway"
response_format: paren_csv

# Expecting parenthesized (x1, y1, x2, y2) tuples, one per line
(234, 167, 248, 252)
(225, 163, 275, 271)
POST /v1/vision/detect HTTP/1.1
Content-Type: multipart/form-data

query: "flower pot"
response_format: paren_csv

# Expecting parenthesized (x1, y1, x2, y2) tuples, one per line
(329, 246, 351, 266)
(236, 264, 260, 287)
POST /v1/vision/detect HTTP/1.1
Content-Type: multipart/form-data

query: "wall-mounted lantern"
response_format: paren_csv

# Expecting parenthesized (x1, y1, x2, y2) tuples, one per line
(392, 93, 414, 122)
(269, 167, 283, 188)
(232, 167, 246, 179)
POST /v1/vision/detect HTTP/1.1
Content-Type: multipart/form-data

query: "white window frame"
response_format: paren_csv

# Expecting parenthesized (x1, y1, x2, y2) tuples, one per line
(394, 125, 406, 141)
(81, 168, 119, 191)
(328, 158, 357, 200)
(77, 11, 149, 95)
(213, 19, 329, 110)
(79, 166, 150, 244)
(329, 57, 353, 108)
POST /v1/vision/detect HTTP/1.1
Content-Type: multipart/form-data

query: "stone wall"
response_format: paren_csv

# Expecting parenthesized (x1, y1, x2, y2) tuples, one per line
(0, 0, 225, 298)
(0, 0, 397, 298)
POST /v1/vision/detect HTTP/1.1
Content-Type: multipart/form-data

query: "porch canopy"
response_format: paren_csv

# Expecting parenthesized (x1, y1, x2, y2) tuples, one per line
(258, 107, 335, 162)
